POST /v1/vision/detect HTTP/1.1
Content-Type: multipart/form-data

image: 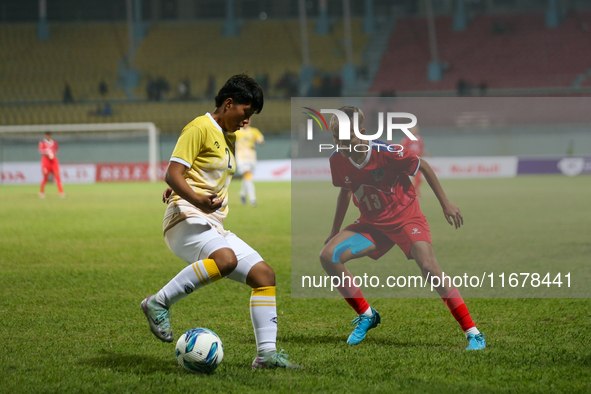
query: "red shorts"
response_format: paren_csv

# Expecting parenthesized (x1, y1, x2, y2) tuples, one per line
(41, 158, 60, 175)
(345, 199, 431, 260)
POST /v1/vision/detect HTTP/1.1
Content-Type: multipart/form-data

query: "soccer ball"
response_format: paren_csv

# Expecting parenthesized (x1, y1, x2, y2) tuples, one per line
(175, 328, 224, 373)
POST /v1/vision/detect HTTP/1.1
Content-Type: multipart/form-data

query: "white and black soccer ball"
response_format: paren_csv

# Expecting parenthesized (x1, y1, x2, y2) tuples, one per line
(175, 328, 223, 373)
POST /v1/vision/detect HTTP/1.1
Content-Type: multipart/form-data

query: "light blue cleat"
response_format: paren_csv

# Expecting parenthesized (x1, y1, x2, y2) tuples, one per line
(346, 307, 381, 345)
(466, 333, 486, 350)
(252, 349, 302, 370)
(141, 295, 173, 343)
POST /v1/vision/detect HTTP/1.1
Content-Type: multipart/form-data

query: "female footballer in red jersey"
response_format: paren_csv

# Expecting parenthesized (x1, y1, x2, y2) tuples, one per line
(38, 132, 64, 198)
(320, 106, 485, 350)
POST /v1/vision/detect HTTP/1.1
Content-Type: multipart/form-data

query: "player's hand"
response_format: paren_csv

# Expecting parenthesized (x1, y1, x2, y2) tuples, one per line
(194, 193, 223, 214)
(324, 231, 338, 245)
(442, 201, 463, 229)
(162, 187, 173, 203)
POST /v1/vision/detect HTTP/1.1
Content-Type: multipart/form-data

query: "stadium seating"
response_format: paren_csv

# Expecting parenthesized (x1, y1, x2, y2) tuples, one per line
(0, 99, 291, 133)
(370, 12, 591, 93)
(133, 19, 368, 99)
(0, 23, 128, 102)
(1, 19, 368, 132)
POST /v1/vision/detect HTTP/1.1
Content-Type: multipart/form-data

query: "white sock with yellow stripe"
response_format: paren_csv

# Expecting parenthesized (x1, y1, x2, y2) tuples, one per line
(250, 286, 278, 355)
(156, 259, 222, 309)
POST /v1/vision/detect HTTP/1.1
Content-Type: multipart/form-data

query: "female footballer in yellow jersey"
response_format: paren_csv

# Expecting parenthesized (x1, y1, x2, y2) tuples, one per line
(235, 122, 265, 206)
(141, 74, 300, 369)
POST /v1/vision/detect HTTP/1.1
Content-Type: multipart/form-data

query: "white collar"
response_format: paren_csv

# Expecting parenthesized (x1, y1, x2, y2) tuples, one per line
(348, 140, 373, 169)
(206, 112, 224, 133)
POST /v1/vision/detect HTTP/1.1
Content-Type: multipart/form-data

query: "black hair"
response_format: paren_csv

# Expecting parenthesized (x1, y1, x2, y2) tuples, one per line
(215, 74, 264, 114)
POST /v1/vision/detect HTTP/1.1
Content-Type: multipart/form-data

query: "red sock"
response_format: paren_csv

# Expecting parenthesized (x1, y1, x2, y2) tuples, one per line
(441, 288, 475, 331)
(336, 275, 370, 315)
(343, 289, 370, 315)
(55, 173, 64, 193)
(40, 173, 49, 193)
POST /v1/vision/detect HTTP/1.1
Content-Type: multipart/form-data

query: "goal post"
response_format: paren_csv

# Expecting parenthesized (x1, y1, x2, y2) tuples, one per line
(0, 122, 160, 182)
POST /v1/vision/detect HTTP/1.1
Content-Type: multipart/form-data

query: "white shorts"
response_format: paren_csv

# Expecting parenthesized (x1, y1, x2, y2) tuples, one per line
(237, 158, 256, 175)
(164, 217, 263, 284)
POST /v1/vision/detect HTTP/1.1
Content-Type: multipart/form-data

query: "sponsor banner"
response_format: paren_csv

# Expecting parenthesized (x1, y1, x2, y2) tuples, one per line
(60, 164, 96, 184)
(291, 158, 331, 181)
(253, 159, 291, 181)
(427, 157, 518, 179)
(1, 162, 41, 184)
(291, 157, 518, 181)
(96, 162, 168, 182)
(517, 157, 591, 176)
(1, 162, 96, 185)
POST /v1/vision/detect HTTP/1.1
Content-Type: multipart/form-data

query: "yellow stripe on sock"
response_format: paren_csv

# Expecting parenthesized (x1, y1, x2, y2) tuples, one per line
(250, 303, 277, 307)
(251, 286, 276, 297)
(192, 262, 207, 287)
(203, 259, 222, 282)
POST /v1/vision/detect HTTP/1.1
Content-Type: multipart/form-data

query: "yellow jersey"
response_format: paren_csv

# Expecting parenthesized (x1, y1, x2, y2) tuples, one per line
(235, 126, 264, 162)
(164, 113, 236, 234)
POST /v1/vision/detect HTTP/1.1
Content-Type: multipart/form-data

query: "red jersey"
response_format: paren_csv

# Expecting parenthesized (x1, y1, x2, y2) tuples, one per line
(329, 140, 420, 225)
(39, 139, 59, 164)
(400, 135, 424, 157)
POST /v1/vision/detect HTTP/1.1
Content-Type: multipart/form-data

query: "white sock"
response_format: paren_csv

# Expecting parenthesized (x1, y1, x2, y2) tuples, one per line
(240, 178, 246, 197)
(464, 326, 480, 338)
(245, 179, 256, 202)
(362, 306, 373, 316)
(250, 286, 278, 356)
(156, 259, 221, 309)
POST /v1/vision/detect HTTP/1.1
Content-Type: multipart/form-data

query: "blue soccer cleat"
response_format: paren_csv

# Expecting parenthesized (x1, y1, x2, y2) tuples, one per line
(466, 333, 486, 350)
(141, 295, 173, 343)
(346, 307, 381, 345)
(240, 194, 247, 205)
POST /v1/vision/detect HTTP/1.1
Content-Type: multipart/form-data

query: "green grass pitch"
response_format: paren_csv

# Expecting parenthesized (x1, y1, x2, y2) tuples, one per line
(0, 177, 590, 393)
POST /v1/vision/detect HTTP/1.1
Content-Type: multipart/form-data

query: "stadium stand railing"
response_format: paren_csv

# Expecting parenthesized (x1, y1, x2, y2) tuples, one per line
(370, 12, 591, 94)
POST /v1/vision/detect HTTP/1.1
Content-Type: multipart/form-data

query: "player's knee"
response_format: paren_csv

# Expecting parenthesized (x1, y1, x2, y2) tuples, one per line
(213, 254, 238, 277)
(319, 247, 334, 268)
(246, 261, 275, 288)
(256, 263, 276, 287)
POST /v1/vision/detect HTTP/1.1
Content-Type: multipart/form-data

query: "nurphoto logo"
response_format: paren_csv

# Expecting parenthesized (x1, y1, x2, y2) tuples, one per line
(303, 107, 418, 153)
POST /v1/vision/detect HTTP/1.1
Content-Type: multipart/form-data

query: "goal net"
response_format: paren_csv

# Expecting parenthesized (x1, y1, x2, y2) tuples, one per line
(0, 122, 159, 185)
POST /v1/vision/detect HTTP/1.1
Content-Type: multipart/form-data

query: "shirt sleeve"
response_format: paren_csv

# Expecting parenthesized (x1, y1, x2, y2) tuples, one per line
(253, 128, 264, 143)
(170, 124, 205, 168)
(386, 149, 420, 176)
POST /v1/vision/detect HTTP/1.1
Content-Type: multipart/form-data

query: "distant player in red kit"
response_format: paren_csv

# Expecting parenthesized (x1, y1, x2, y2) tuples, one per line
(39, 132, 65, 198)
(400, 126, 431, 198)
(320, 106, 485, 350)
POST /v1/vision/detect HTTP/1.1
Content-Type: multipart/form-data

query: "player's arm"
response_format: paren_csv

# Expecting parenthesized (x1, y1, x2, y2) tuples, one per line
(164, 162, 222, 214)
(325, 187, 352, 244)
(419, 159, 463, 229)
(38, 144, 53, 159)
